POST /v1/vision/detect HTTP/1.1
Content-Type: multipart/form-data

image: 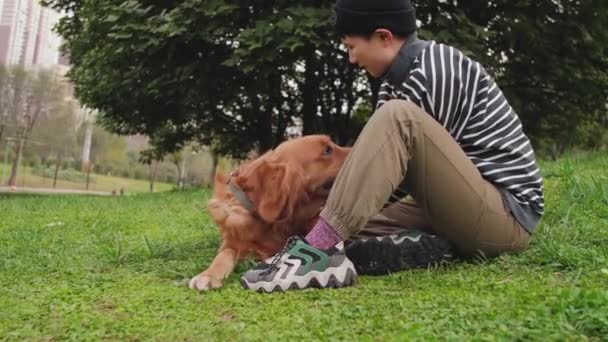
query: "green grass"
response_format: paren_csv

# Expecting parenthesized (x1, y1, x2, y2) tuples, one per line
(0, 163, 173, 193)
(1, 152, 607, 341)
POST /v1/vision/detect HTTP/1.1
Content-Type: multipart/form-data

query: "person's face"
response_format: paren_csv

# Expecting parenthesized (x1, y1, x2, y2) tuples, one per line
(341, 30, 397, 78)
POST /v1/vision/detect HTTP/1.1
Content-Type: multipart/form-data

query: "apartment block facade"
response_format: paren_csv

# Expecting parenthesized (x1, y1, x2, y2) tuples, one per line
(0, 0, 63, 67)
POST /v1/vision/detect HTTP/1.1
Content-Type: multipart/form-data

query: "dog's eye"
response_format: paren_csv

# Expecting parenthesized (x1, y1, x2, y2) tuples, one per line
(323, 145, 333, 156)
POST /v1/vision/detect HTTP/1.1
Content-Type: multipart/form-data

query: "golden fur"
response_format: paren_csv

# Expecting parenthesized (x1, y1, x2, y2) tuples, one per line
(189, 135, 350, 291)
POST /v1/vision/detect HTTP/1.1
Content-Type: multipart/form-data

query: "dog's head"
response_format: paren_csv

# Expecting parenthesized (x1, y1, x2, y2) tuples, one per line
(220, 135, 350, 223)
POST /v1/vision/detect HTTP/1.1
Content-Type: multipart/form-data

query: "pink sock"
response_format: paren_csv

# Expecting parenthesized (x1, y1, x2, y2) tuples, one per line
(305, 217, 342, 250)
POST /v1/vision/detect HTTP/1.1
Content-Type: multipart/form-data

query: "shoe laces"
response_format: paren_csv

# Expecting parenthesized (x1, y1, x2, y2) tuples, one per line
(261, 236, 300, 276)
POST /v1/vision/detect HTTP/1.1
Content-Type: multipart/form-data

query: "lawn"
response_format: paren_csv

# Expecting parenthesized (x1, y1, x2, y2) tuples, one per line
(0, 163, 173, 193)
(0, 152, 607, 340)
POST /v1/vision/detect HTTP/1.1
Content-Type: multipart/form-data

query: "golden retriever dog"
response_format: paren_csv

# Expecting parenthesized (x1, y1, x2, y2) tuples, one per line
(189, 135, 350, 291)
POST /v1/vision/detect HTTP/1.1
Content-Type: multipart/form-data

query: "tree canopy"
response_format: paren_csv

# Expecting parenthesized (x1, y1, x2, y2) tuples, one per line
(43, 0, 608, 158)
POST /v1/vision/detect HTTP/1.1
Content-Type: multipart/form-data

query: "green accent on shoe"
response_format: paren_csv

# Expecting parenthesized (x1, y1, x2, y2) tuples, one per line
(289, 240, 330, 275)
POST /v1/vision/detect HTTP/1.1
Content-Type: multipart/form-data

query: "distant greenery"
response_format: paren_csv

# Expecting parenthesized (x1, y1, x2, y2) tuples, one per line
(1, 152, 607, 340)
(31, 165, 93, 184)
(0, 162, 174, 193)
(43, 0, 608, 159)
(1, 64, 218, 190)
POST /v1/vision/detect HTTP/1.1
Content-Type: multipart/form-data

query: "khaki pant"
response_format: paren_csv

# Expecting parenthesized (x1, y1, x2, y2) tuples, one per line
(321, 100, 530, 257)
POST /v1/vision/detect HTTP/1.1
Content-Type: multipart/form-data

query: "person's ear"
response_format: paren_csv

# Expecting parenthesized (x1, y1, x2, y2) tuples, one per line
(375, 29, 394, 44)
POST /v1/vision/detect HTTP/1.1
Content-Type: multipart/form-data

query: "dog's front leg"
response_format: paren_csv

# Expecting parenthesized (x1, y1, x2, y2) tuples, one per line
(189, 246, 238, 291)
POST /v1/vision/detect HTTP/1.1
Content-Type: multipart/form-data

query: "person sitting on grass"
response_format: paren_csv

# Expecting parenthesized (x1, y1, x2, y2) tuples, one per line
(241, 0, 545, 292)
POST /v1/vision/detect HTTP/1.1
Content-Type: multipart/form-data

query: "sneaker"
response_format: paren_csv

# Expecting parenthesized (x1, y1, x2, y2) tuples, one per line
(241, 236, 357, 293)
(345, 230, 454, 276)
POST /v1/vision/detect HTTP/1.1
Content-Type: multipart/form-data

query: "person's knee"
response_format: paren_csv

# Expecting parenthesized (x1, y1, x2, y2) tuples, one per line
(381, 99, 419, 111)
(373, 100, 423, 127)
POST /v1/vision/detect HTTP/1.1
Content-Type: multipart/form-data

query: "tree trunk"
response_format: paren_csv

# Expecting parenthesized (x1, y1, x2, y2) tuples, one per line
(255, 94, 274, 153)
(81, 114, 94, 171)
(550, 142, 564, 161)
(0, 104, 10, 146)
(208, 151, 218, 188)
(53, 156, 61, 188)
(0, 121, 5, 145)
(148, 162, 157, 192)
(302, 50, 319, 135)
(179, 156, 186, 190)
(174, 162, 182, 189)
(7, 129, 25, 186)
(41, 159, 46, 185)
(275, 110, 287, 143)
(85, 163, 92, 190)
(272, 81, 289, 145)
(174, 156, 186, 190)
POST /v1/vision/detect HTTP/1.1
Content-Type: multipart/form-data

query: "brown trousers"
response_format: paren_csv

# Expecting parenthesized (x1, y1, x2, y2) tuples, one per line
(321, 100, 530, 257)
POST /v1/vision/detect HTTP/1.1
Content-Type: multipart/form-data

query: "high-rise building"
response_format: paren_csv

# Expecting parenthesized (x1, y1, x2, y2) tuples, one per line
(0, 0, 28, 64)
(21, 0, 41, 66)
(0, 0, 62, 67)
(31, 4, 62, 67)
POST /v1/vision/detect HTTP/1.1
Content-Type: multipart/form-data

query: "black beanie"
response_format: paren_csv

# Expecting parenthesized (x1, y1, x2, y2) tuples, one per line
(334, 0, 417, 37)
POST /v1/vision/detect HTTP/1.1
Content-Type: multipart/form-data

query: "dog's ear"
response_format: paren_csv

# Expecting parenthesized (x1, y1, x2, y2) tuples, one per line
(215, 172, 228, 184)
(233, 159, 304, 223)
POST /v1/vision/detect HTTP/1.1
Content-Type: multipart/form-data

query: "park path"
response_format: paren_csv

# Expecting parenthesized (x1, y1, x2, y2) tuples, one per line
(0, 186, 111, 196)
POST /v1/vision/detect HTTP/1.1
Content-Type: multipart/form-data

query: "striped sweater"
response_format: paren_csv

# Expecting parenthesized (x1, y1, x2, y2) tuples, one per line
(377, 40, 544, 232)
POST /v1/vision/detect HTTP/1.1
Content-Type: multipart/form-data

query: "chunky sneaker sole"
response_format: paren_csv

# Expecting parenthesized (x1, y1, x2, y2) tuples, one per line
(241, 259, 357, 293)
(241, 238, 358, 293)
(345, 231, 454, 276)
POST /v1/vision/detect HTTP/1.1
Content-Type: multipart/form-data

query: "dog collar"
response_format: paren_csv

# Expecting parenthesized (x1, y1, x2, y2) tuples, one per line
(227, 172, 255, 212)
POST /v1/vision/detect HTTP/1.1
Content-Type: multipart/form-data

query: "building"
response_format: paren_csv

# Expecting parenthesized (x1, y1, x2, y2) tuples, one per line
(0, 0, 63, 67)
(0, 0, 28, 65)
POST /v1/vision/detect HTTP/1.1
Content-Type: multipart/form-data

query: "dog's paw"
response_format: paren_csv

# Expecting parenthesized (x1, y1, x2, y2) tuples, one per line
(189, 274, 223, 291)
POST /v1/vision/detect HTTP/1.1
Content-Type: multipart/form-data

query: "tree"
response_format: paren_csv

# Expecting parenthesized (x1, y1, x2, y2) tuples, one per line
(7, 69, 61, 186)
(43, 0, 366, 158)
(168, 149, 190, 190)
(0, 65, 10, 144)
(44, 0, 608, 160)
(139, 149, 161, 193)
(30, 98, 79, 166)
(417, 0, 608, 154)
(45, 0, 251, 157)
(1, 66, 29, 160)
(86, 125, 128, 175)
